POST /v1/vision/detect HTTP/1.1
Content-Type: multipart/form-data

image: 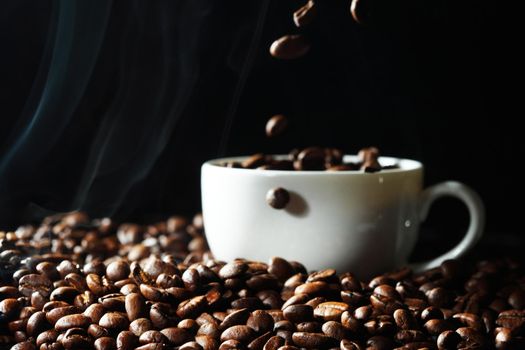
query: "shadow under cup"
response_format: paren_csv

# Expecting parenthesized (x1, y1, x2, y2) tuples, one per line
(201, 155, 428, 278)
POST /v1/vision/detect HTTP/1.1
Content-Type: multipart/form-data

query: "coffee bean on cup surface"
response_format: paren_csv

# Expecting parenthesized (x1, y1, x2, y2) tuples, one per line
(269, 35, 311, 60)
(265, 114, 288, 138)
(266, 187, 290, 209)
(293, 1, 317, 27)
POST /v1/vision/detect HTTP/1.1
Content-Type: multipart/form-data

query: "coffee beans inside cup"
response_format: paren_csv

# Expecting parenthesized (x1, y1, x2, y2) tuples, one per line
(222, 146, 398, 172)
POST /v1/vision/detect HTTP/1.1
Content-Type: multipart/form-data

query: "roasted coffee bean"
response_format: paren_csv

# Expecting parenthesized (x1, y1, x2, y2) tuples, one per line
(88, 324, 109, 338)
(268, 257, 295, 282)
(395, 330, 425, 344)
(36, 330, 58, 347)
(195, 335, 218, 350)
(420, 306, 443, 322)
(423, 319, 454, 336)
(161, 327, 192, 345)
(218, 340, 243, 350)
(313, 302, 349, 321)
(177, 295, 207, 319)
(265, 115, 288, 138)
(293, 1, 316, 27)
(135, 344, 165, 350)
(61, 328, 91, 350)
(11, 341, 37, 350)
(340, 339, 362, 350)
(247, 310, 274, 333)
(117, 331, 138, 350)
(247, 331, 272, 350)
(83, 303, 105, 324)
(266, 188, 290, 210)
(0, 298, 20, 319)
(291, 332, 335, 348)
(321, 321, 347, 340)
(456, 327, 488, 348)
(94, 337, 116, 350)
(215, 326, 255, 346)
(294, 147, 325, 171)
(366, 335, 393, 350)
(295, 281, 328, 296)
(263, 335, 284, 350)
(242, 154, 268, 169)
(219, 262, 248, 280)
(139, 330, 166, 344)
(55, 314, 91, 331)
(220, 308, 250, 330)
(18, 274, 52, 297)
(427, 287, 454, 308)
(496, 309, 525, 333)
(269, 35, 310, 60)
(26, 311, 49, 336)
(274, 320, 295, 331)
(508, 289, 525, 310)
(283, 304, 313, 323)
(99, 312, 129, 330)
(437, 330, 461, 350)
(129, 318, 153, 337)
(50, 287, 79, 302)
(393, 309, 417, 330)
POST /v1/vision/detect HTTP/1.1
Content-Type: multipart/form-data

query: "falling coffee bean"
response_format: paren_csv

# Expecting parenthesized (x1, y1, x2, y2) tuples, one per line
(293, 1, 317, 27)
(265, 114, 288, 138)
(269, 35, 310, 60)
(266, 188, 290, 210)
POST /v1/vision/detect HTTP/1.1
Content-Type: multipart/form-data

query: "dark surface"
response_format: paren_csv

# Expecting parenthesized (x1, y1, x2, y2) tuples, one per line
(0, 0, 516, 245)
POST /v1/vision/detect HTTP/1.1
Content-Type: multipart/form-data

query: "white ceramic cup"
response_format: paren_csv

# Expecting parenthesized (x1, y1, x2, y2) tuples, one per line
(201, 155, 485, 277)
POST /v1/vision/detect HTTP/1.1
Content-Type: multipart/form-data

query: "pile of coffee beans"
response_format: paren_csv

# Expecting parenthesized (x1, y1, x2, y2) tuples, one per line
(1, 212, 525, 350)
(222, 146, 397, 173)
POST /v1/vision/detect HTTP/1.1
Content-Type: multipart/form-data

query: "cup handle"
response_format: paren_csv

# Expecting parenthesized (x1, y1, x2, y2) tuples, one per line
(409, 181, 485, 273)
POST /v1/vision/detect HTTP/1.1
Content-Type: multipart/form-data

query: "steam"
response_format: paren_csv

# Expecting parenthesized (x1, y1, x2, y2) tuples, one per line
(0, 0, 271, 226)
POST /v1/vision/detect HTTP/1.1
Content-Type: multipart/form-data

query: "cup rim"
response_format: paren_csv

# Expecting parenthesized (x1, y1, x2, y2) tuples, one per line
(202, 155, 423, 175)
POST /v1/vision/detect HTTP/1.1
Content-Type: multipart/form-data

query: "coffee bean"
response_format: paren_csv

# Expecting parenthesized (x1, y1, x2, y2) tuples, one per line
(117, 331, 138, 350)
(247, 310, 274, 334)
(295, 281, 328, 296)
(18, 274, 52, 297)
(283, 304, 313, 323)
(321, 321, 347, 340)
(266, 188, 290, 210)
(99, 312, 129, 330)
(36, 330, 58, 347)
(135, 344, 165, 350)
(294, 147, 325, 171)
(195, 335, 218, 350)
(340, 339, 362, 350)
(366, 335, 393, 350)
(269, 35, 310, 60)
(220, 308, 250, 330)
(242, 154, 268, 169)
(129, 318, 153, 337)
(0, 298, 20, 319)
(314, 302, 349, 322)
(26, 311, 49, 336)
(247, 331, 272, 350)
(220, 325, 255, 343)
(83, 303, 105, 324)
(496, 310, 525, 333)
(393, 309, 417, 330)
(266, 115, 288, 138)
(420, 306, 443, 322)
(508, 289, 525, 310)
(427, 287, 454, 308)
(219, 340, 243, 350)
(88, 324, 109, 338)
(263, 335, 284, 350)
(219, 262, 248, 280)
(291, 332, 335, 348)
(437, 330, 461, 350)
(139, 330, 166, 344)
(55, 314, 91, 331)
(161, 327, 192, 345)
(94, 337, 116, 350)
(456, 327, 488, 348)
(177, 295, 207, 319)
(293, 1, 317, 27)
(423, 319, 454, 336)
(268, 257, 295, 282)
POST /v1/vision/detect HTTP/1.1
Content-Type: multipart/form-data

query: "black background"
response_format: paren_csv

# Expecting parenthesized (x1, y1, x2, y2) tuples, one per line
(0, 0, 519, 254)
